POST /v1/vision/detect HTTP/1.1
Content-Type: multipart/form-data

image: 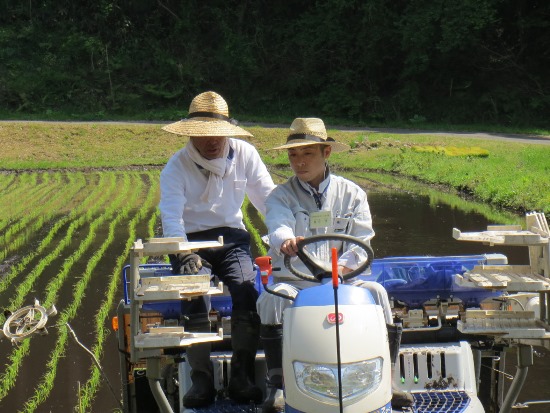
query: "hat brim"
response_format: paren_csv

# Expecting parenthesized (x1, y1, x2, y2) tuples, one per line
(270, 139, 350, 153)
(162, 119, 253, 138)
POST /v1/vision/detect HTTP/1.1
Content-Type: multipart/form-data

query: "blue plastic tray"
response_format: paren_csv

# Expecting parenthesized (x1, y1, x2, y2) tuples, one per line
(122, 254, 503, 318)
(365, 255, 503, 308)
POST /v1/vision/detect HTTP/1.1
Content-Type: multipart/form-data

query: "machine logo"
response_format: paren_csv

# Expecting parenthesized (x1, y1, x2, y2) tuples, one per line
(327, 313, 344, 324)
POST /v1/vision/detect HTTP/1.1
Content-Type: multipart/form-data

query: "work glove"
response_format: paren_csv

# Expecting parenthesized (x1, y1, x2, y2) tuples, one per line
(169, 253, 203, 275)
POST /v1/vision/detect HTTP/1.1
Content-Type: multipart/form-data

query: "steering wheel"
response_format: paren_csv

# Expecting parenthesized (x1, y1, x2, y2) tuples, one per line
(283, 234, 374, 282)
(2, 304, 49, 343)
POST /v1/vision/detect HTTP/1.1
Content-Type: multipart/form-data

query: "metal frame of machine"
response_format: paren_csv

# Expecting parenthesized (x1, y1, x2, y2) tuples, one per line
(112, 212, 550, 413)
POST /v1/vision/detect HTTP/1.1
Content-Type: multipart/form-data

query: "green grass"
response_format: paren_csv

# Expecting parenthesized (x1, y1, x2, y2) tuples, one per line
(1, 122, 549, 217)
(411, 145, 489, 157)
(351, 172, 522, 226)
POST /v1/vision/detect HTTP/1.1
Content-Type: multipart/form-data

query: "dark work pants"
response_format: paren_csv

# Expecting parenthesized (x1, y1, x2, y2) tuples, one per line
(184, 227, 259, 315)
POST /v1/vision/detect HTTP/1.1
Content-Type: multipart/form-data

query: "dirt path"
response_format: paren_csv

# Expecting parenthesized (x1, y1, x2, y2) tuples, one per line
(343, 127, 550, 145)
(2, 120, 549, 145)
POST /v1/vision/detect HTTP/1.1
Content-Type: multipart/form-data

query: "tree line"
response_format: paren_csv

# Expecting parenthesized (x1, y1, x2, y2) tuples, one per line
(1, 0, 548, 127)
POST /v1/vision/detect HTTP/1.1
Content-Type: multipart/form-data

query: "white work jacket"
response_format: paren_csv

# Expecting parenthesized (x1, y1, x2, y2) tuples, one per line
(265, 173, 374, 282)
(160, 138, 275, 238)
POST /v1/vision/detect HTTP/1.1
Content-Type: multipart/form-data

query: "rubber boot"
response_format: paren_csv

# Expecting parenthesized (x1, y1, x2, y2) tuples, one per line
(227, 311, 263, 404)
(388, 323, 414, 410)
(182, 314, 216, 408)
(260, 324, 285, 413)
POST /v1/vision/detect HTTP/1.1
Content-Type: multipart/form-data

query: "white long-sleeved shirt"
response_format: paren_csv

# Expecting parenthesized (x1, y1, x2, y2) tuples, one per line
(160, 138, 275, 239)
(265, 173, 374, 281)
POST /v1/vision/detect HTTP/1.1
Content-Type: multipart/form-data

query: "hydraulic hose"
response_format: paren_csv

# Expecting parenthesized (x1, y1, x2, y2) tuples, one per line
(500, 345, 533, 413)
(147, 358, 175, 413)
(148, 379, 174, 413)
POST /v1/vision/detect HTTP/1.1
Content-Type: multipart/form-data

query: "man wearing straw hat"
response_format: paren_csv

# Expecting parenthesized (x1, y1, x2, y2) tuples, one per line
(159, 91, 275, 407)
(256, 118, 414, 412)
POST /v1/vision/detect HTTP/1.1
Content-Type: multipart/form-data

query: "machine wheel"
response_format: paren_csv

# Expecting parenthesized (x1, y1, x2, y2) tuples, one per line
(3, 304, 49, 342)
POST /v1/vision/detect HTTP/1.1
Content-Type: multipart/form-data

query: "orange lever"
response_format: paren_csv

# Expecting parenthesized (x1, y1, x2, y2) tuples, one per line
(255, 256, 273, 285)
(111, 316, 119, 332)
(332, 248, 339, 287)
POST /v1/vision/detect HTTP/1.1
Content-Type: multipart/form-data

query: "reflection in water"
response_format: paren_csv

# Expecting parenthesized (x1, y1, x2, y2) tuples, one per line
(368, 191, 529, 265)
(366, 188, 549, 413)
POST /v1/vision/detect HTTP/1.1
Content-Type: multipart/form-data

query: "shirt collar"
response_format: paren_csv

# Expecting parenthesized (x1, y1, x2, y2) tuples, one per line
(297, 166, 331, 196)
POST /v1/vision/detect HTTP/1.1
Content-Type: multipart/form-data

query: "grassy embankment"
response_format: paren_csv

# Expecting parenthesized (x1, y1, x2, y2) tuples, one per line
(1, 121, 549, 217)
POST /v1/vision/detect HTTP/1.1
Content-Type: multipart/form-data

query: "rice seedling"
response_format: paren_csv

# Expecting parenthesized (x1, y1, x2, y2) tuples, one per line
(76, 171, 160, 411)
(0, 173, 113, 296)
(0, 173, 41, 233)
(242, 197, 268, 257)
(0, 173, 126, 402)
(0, 174, 17, 195)
(0, 173, 87, 261)
(20, 173, 141, 412)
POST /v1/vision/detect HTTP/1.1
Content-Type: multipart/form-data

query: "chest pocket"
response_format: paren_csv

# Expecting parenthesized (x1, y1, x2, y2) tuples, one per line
(230, 179, 247, 205)
(295, 210, 310, 235)
(234, 179, 247, 191)
(332, 217, 350, 233)
(233, 179, 247, 196)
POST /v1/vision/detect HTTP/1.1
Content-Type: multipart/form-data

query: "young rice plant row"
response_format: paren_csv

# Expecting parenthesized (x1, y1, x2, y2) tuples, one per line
(0, 171, 159, 412)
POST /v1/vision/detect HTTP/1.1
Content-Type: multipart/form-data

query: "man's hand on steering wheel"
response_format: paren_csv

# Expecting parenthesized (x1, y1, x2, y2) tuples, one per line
(282, 237, 354, 274)
(280, 236, 305, 257)
(283, 234, 374, 282)
(339, 265, 353, 275)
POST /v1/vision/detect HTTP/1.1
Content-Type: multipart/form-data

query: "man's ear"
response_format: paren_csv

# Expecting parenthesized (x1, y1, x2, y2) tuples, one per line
(323, 145, 332, 158)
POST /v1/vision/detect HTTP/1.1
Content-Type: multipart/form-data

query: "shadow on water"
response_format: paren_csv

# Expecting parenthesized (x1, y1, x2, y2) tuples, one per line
(355, 172, 548, 412)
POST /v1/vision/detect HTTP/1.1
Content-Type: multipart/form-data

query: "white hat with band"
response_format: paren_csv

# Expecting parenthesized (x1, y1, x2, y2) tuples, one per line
(271, 118, 349, 152)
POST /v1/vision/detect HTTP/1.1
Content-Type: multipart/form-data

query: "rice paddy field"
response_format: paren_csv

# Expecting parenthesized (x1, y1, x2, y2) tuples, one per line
(0, 170, 161, 412)
(0, 166, 273, 412)
(0, 122, 274, 412)
(0, 121, 549, 412)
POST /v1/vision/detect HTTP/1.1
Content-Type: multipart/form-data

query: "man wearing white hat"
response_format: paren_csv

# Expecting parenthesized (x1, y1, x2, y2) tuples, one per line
(159, 91, 275, 408)
(257, 118, 413, 412)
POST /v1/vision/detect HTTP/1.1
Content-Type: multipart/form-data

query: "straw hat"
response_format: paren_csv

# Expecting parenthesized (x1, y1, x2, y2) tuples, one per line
(162, 91, 253, 138)
(271, 118, 349, 152)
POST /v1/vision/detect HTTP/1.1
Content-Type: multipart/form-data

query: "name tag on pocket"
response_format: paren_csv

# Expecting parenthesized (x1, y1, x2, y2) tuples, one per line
(310, 211, 332, 229)
(333, 217, 350, 232)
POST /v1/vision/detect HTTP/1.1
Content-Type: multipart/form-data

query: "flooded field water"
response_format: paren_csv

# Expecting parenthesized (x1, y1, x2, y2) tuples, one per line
(1, 171, 548, 412)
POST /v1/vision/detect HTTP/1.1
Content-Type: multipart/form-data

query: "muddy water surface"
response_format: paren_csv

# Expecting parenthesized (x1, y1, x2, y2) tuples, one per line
(2, 173, 548, 413)
(95, 184, 550, 413)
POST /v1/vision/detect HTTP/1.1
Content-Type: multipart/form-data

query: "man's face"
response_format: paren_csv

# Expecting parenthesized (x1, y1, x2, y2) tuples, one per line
(190, 136, 227, 160)
(288, 144, 331, 188)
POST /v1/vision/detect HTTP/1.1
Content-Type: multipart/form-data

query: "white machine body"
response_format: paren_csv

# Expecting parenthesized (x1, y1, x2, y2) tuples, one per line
(282, 283, 392, 413)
